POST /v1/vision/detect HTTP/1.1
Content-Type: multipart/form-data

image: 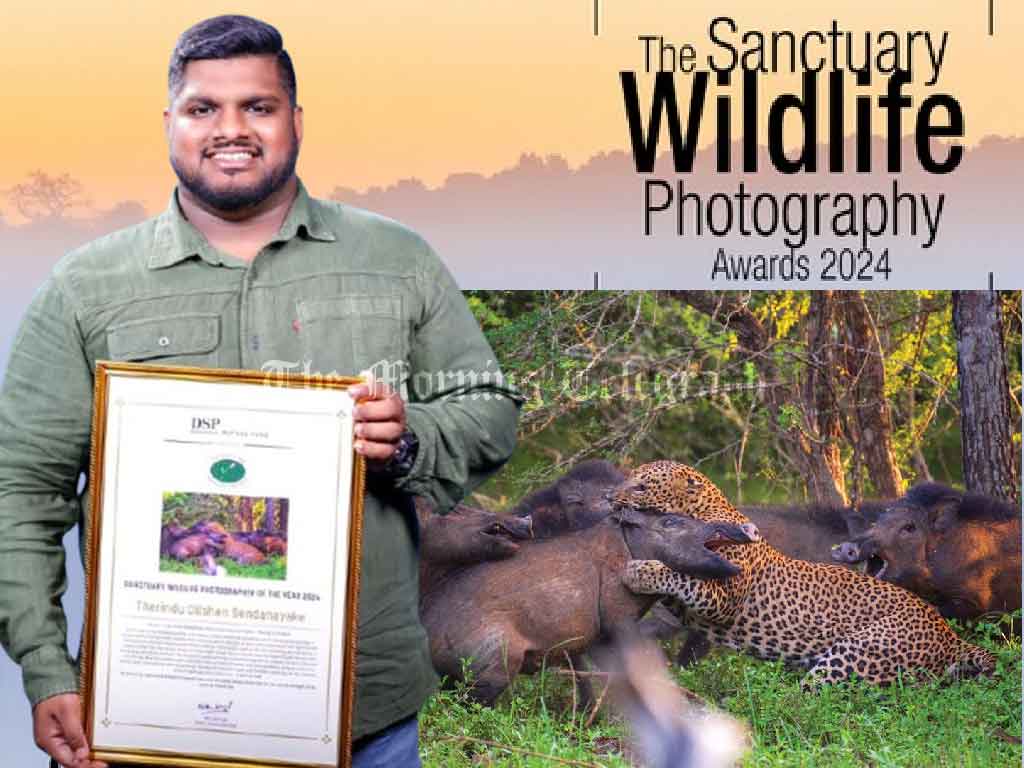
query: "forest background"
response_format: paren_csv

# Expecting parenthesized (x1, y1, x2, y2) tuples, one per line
(466, 290, 1022, 509)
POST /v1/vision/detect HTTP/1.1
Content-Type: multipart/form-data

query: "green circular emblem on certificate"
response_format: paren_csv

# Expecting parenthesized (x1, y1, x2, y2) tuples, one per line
(210, 458, 245, 483)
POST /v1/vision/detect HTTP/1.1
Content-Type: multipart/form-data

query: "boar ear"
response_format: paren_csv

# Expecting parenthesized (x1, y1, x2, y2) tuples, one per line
(928, 498, 960, 532)
(611, 507, 646, 528)
(843, 508, 867, 536)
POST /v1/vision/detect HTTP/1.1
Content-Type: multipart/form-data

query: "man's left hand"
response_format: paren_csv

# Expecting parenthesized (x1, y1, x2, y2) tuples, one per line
(349, 379, 405, 469)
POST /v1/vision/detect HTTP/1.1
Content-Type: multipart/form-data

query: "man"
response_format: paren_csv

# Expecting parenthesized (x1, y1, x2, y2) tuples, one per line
(0, 15, 520, 768)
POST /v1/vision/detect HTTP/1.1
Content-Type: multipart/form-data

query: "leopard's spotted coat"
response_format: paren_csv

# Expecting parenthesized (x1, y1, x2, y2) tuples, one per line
(615, 461, 997, 685)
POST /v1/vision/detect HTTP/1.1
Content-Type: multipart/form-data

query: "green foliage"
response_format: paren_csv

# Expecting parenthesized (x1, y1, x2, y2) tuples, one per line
(219, 556, 286, 580)
(420, 616, 1022, 767)
(471, 290, 1022, 506)
(161, 491, 279, 532)
(158, 556, 287, 581)
(158, 557, 202, 575)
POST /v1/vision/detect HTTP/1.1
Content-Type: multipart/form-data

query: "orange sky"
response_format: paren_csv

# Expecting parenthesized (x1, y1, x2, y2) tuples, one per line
(1, 0, 1020, 217)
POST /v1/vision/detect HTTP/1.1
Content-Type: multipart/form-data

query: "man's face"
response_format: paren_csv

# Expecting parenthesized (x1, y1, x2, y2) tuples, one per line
(164, 55, 302, 214)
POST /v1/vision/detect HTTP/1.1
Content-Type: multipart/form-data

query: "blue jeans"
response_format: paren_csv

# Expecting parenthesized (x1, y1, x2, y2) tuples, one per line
(352, 714, 421, 768)
(50, 715, 421, 768)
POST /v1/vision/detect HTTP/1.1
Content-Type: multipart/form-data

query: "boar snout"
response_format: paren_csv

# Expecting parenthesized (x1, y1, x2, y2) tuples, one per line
(831, 541, 861, 563)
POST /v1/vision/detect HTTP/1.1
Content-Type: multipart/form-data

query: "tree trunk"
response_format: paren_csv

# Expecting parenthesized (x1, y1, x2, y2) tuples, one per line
(837, 292, 903, 498)
(278, 498, 289, 536)
(238, 496, 254, 532)
(264, 497, 276, 533)
(672, 291, 847, 505)
(805, 291, 846, 501)
(952, 291, 1020, 504)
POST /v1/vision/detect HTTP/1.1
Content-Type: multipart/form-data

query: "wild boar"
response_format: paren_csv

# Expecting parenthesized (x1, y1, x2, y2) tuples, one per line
(219, 536, 267, 566)
(234, 531, 288, 556)
(739, 500, 888, 565)
(420, 509, 759, 704)
(185, 520, 265, 565)
(166, 531, 222, 562)
(419, 504, 531, 560)
(832, 483, 1021, 620)
(190, 520, 228, 537)
(417, 504, 534, 595)
(160, 522, 188, 558)
(508, 459, 625, 538)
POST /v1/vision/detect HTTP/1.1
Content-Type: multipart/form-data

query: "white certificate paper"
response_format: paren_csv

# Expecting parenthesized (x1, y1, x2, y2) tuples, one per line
(83, 364, 362, 768)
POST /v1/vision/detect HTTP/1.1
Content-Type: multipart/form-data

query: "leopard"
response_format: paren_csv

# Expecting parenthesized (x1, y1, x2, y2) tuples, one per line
(612, 460, 997, 686)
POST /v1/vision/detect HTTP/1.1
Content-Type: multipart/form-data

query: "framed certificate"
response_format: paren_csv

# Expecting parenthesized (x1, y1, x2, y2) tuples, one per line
(80, 361, 365, 768)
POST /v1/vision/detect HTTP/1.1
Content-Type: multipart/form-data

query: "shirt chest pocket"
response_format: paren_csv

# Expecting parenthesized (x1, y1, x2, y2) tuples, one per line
(295, 294, 407, 380)
(106, 314, 221, 365)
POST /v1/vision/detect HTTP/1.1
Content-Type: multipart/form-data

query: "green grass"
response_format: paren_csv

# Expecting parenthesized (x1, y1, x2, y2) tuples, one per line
(158, 555, 287, 580)
(420, 615, 1021, 767)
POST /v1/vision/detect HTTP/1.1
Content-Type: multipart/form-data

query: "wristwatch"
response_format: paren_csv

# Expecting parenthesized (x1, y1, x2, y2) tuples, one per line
(374, 428, 419, 478)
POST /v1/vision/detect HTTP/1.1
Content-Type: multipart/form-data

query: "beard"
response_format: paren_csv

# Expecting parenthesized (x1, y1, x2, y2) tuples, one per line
(171, 135, 299, 214)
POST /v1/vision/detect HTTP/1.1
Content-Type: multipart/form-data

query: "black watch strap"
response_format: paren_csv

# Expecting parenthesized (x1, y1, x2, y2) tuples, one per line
(374, 428, 419, 478)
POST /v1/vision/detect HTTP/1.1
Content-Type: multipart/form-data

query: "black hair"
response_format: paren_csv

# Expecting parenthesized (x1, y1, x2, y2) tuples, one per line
(903, 482, 1018, 523)
(168, 15, 296, 106)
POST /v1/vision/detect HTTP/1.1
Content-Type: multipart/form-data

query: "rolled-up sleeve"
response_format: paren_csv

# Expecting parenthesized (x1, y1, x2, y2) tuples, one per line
(0, 273, 92, 705)
(395, 246, 522, 512)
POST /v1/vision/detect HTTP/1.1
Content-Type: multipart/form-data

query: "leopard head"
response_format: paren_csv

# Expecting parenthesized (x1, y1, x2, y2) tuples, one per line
(611, 461, 734, 522)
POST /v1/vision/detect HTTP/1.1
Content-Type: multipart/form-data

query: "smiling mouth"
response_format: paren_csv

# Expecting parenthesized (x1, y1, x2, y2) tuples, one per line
(206, 148, 261, 170)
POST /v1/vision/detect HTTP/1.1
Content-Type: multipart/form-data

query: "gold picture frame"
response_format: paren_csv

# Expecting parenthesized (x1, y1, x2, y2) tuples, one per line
(80, 361, 365, 768)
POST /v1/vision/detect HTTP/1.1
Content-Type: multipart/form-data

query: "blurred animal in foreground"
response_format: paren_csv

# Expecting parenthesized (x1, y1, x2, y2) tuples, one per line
(614, 461, 997, 685)
(832, 482, 1021, 621)
(597, 632, 748, 768)
(199, 550, 227, 577)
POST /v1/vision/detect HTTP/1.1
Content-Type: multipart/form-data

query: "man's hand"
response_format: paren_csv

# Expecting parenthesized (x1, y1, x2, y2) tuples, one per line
(349, 379, 406, 470)
(33, 693, 108, 768)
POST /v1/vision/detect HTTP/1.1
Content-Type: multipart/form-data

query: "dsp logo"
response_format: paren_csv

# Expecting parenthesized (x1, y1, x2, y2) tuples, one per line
(191, 416, 221, 431)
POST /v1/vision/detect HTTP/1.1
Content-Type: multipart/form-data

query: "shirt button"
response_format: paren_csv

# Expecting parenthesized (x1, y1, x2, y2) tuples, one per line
(158, 336, 171, 347)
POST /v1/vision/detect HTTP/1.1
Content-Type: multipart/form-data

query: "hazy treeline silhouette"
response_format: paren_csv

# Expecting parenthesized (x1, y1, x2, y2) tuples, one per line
(1, 135, 1020, 365)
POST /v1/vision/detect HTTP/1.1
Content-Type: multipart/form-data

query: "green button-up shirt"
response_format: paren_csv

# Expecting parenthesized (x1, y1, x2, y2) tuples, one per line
(0, 180, 520, 740)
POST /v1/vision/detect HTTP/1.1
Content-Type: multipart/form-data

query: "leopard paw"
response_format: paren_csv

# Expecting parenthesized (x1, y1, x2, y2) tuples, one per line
(623, 559, 672, 594)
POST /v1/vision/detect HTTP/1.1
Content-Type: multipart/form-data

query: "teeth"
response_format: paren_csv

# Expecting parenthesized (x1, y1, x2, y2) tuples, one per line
(213, 152, 253, 161)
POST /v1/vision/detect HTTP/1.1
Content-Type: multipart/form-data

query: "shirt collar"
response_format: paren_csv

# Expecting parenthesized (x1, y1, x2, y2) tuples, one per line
(148, 178, 336, 270)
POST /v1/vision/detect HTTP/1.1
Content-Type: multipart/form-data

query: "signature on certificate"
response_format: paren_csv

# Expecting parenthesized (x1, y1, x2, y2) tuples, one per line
(197, 700, 234, 718)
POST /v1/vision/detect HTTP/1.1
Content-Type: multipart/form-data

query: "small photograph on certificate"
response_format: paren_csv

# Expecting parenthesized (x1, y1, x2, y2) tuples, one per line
(159, 491, 291, 580)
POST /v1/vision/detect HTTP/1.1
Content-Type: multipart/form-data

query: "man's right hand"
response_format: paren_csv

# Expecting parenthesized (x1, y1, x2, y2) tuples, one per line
(33, 693, 108, 768)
